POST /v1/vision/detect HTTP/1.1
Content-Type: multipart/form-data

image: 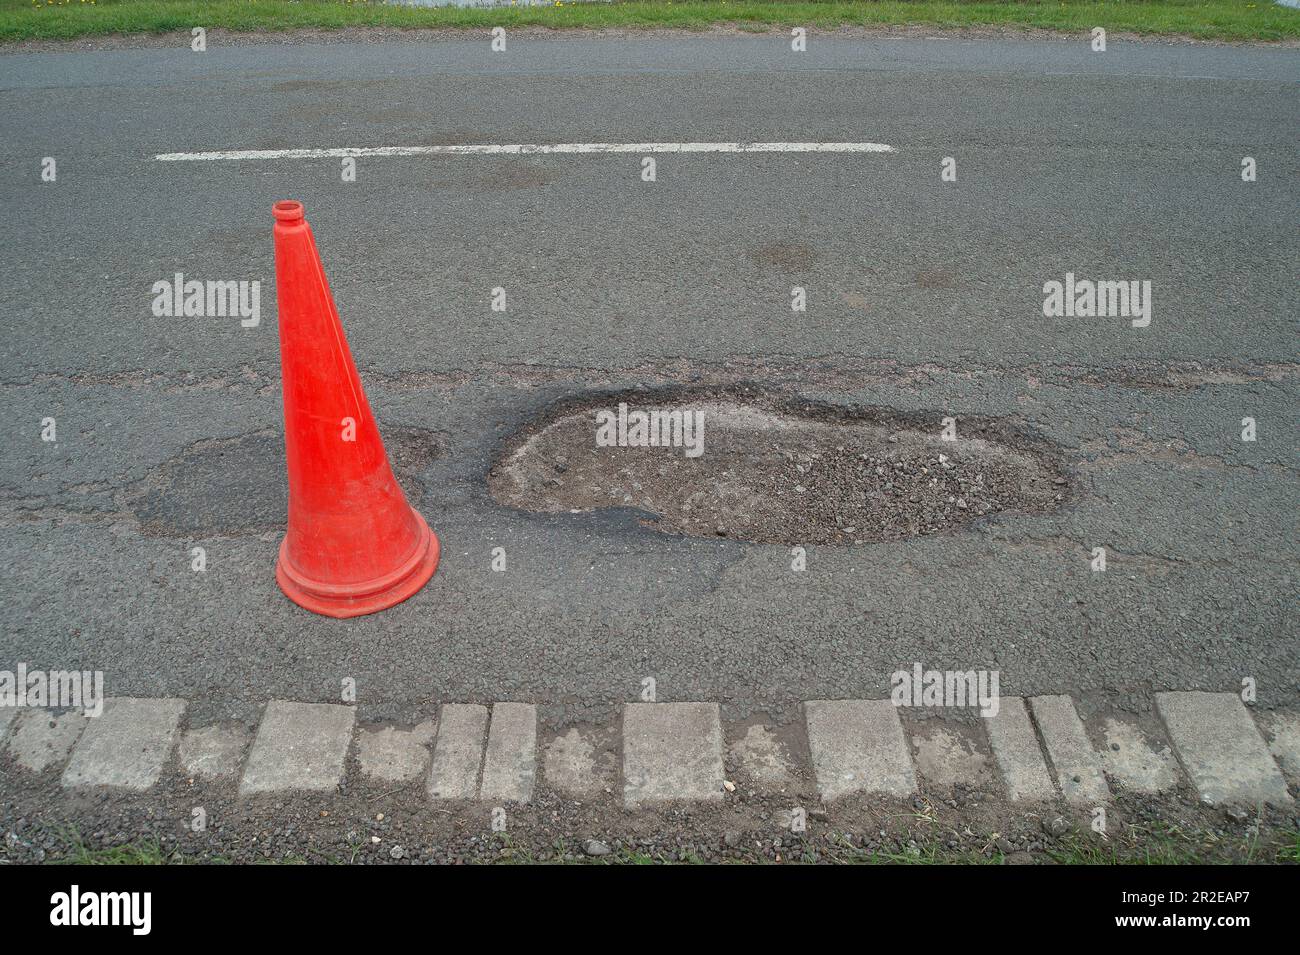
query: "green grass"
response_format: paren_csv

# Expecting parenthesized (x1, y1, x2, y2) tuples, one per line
(65, 841, 179, 864)
(1, 0, 1296, 44)
(56, 831, 187, 864)
(1045, 825, 1300, 865)
(1277, 830, 1300, 863)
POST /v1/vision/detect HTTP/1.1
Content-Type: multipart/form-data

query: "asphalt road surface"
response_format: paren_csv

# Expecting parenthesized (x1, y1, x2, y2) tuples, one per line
(1, 33, 1296, 725)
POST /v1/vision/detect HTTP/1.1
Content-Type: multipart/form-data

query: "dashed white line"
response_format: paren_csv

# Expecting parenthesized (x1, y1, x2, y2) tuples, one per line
(153, 141, 895, 162)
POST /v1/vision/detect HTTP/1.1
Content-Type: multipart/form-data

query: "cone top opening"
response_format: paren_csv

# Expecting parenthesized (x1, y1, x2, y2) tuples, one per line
(273, 200, 304, 222)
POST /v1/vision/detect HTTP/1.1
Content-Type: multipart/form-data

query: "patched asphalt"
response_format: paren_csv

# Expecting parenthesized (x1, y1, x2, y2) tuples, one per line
(0, 34, 1296, 722)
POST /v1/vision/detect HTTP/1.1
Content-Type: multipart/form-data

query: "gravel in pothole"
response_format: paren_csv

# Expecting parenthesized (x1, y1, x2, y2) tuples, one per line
(489, 392, 1067, 546)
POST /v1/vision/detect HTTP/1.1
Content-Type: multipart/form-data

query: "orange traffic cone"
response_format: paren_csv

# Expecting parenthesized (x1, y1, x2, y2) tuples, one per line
(271, 200, 439, 617)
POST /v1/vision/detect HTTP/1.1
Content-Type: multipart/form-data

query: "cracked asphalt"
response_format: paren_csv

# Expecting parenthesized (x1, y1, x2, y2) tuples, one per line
(0, 33, 1296, 724)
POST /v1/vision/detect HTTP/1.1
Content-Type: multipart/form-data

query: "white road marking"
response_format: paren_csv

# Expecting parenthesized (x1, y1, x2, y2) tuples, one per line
(154, 141, 894, 162)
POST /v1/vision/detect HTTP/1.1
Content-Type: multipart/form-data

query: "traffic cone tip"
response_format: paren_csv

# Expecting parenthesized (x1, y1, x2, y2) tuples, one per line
(273, 200, 305, 222)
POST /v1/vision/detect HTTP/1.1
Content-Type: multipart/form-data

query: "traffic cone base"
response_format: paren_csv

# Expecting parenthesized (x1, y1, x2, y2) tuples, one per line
(276, 510, 440, 619)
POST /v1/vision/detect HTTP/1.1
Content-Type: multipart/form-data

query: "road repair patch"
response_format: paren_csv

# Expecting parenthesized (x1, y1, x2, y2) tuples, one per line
(489, 387, 1067, 545)
(125, 425, 443, 537)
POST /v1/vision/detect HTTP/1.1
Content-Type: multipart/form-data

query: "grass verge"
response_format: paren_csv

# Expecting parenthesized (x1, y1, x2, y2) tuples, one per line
(31, 815, 1300, 865)
(1, 0, 1297, 45)
(51, 826, 1293, 865)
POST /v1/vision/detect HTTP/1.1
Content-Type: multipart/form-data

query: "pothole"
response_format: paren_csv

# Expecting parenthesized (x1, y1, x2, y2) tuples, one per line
(489, 388, 1067, 545)
(126, 425, 443, 538)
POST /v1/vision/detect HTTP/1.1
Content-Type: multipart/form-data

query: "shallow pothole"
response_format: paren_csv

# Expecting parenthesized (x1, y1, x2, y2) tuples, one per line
(127, 425, 443, 538)
(489, 388, 1067, 545)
